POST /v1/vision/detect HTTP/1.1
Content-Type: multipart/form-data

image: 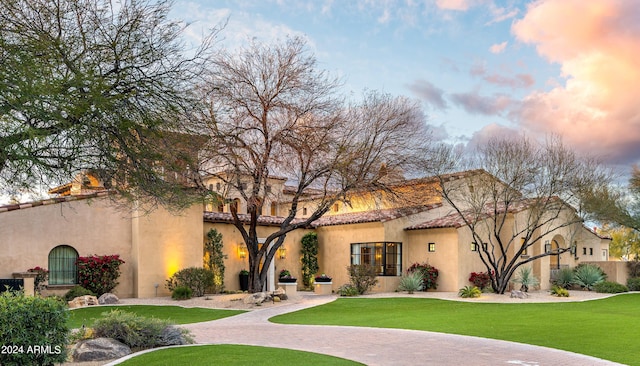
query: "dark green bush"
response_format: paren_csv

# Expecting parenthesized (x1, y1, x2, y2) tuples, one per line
(627, 277, 640, 291)
(171, 286, 192, 300)
(0, 291, 69, 366)
(64, 285, 96, 301)
(93, 309, 191, 349)
(627, 261, 640, 278)
(593, 281, 628, 294)
(347, 264, 378, 295)
(166, 267, 214, 297)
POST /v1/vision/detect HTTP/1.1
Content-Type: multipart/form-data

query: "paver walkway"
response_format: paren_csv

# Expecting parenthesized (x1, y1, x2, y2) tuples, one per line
(112, 294, 624, 366)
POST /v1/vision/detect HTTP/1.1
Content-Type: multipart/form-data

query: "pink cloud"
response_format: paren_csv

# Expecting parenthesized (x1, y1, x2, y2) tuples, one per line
(489, 41, 508, 54)
(436, 0, 472, 11)
(512, 0, 640, 164)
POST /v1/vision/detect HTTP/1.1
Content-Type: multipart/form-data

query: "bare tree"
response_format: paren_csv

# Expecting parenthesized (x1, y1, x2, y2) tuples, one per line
(199, 37, 429, 292)
(0, 0, 219, 209)
(425, 136, 613, 294)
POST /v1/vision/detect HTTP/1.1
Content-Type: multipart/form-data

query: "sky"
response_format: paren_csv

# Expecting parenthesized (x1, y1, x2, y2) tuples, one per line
(172, 0, 640, 173)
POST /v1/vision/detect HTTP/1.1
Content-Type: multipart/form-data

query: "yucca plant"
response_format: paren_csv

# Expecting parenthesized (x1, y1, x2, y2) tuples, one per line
(511, 266, 539, 292)
(398, 271, 424, 294)
(553, 267, 575, 289)
(573, 264, 605, 291)
(458, 285, 482, 298)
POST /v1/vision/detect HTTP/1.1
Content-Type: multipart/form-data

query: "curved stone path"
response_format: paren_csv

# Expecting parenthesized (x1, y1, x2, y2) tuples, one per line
(109, 294, 623, 366)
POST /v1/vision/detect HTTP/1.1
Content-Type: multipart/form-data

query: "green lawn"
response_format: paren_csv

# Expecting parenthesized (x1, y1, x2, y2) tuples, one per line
(68, 305, 245, 329)
(271, 293, 640, 366)
(117, 344, 363, 365)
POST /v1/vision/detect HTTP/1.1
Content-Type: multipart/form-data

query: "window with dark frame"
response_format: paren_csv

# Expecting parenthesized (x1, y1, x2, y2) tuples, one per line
(583, 247, 587, 255)
(589, 248, 593, 255)
(428, 242, 436, 252)
(350, 242, 402, 276)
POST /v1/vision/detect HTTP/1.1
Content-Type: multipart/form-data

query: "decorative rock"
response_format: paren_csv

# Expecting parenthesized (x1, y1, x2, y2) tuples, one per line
(72, 338, 131, 362)
(510, 290, 528, 299)
(243, 292, 267, 305)
(273, 296, 281, 302)
(158, 325, 190, 346)
(98, 293, 120, 305)
(277, 293, 288, 301)
(68, 295, 99, 308)
(273, 287, 286, 296)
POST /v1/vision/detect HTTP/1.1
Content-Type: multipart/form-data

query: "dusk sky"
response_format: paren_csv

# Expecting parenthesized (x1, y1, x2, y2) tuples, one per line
(174, 0, 640, 172)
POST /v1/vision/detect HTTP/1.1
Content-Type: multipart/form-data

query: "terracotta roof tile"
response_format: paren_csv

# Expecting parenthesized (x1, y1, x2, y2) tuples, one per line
(0, 191, 110, 213)
(202, 211, 307, 227)
(311, 204, 442, 228)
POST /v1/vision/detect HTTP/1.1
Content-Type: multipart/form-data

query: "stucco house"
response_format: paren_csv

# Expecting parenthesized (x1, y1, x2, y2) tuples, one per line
(0, 170, 614, 298)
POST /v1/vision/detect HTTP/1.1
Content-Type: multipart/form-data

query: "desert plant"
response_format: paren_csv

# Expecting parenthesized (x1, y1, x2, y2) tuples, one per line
(468, 271, 491, 289)
(203, 228, 226, 294)
(398, 271, 424, 294)
(511, 266, 539, 292)
(166, 267, 214, 297)
(627, 277, 640, 291)
(76, 254, 125, 296)
(301, 232, 319, 288)
(347, 264, 378, 295)
(573, 264, 605, 291)
(337, 284, 359, 297)
(93, 309, 192, 349)
(407, 262, 439, 290)
(64, 285, 96, 301)
(550, 285, 569, 297)
(171, 286, 193, 300)
(458, 286, 482, 298)
(553, 267, 575, 289)
(0, 291, 69, 365)
(593, 281, 628, 294)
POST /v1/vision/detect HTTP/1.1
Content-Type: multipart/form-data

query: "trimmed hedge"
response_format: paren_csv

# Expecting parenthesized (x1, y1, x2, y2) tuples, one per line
(627, 277, 640, 291)
(593, 281, 628, 294)
(0, 291, 69, 366)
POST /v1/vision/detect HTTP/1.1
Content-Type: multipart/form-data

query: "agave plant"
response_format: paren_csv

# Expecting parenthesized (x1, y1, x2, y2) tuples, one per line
(511, 266, 539, 292)
(458, 285, 482, 298)
(398, 271, 424, 294)
(553, 267, 575, 289)
(573, 264, 605, 291)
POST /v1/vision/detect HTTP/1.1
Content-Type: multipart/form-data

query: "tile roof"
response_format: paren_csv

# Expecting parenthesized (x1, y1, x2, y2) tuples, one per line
(202, 211, 307, 227)
(311, 204, 442, 228)
(0, 191, 110, 213)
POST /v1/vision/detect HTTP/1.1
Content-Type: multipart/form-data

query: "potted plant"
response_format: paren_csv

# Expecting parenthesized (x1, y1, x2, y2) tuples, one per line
(314, 273, 332, 283)
(278, 269, 297, 283)
(239, 269, 249, 291)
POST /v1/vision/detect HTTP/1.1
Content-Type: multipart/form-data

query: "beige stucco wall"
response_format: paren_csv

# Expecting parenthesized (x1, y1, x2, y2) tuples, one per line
(0, 198, 135, 297)
(406, 227, 462, 291)
(132, 204, 203, 298)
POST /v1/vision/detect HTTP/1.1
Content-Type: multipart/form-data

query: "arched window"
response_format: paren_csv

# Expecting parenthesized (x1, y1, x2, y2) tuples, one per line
(48, 245, 78, 285)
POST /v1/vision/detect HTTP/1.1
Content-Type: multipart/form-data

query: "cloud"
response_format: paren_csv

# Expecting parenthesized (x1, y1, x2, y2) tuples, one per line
(436, 0, 472, 11)
(465, 123, 523, 151)
(450, 91, 513, 116)
(484, 73, 534, 89)
(407, 79, 448, 110)
(485, 4, 519, 25)
(489, 41, 507, 54)
(511, 0, 640, 164)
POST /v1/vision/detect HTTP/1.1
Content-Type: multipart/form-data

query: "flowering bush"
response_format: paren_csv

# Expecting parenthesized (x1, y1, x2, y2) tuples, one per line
(27, 266, 49, 293)
(76, 254, 125, 296)
(407, 262, 439, 290)
(314, 273, 332, 282)
(469, 271, 492, 289)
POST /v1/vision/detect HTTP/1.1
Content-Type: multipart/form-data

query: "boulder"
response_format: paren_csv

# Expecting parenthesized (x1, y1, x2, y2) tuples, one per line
(72, 338, 131, 362)
(273, 287, 286, 296)
(243, 292, 267, 305)
(158, 325, 191, 346)
(98, 293, 120, 305)
(510, 290, 528, 299)
(68, 295, 99, 308)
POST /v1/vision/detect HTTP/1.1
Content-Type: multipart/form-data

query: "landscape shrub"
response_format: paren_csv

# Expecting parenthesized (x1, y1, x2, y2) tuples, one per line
(468, 271, 491, 289)
(626, 277, 640, 291)
(458, 285, 482, 298)
(552, 267, 575, 289)
(573, 264, 605, 291)
(203, 228, 226, 294)
(550, 285, 569, 297)
(347, 264, 378, 295)
(407, 262, 439, 290)
(171, 286, 193, 300)
(166, 267, 214, 297)
(398, 271, 424, 294)
(0, 291, 69, 366)
(76, 254, 125, 296)
(511, 266, 539, 292)
(93, 309, 192, 349)
(593, 281, 628, 294)
(627, 261, 640, 278)
(337, 284, 359, 297)
(300, 232, 319, 288)
(64, 285, 96, 301)
(27, 266, 49, 294)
